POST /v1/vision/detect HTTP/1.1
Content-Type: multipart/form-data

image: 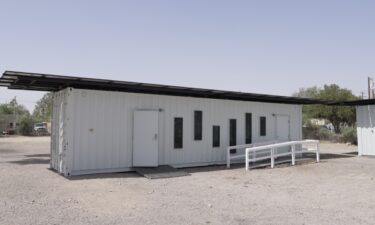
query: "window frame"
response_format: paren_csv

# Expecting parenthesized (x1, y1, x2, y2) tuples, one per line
(194, 110, 203, 140)
(245, 113, 252, 144)
(260, 116, 266, 136)
(229, 119, 237, 153)
(174, 117, 183, 149)
(212, 125, 220, 147)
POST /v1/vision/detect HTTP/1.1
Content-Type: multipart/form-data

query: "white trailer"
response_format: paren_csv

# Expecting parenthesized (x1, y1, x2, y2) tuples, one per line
(50, 88, 303, 176)
(1, 71, 320, 176)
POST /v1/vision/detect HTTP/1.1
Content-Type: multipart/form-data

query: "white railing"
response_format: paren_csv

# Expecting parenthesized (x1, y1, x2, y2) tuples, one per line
(244, 140, 320, 171)
(226, 140, 278, 169)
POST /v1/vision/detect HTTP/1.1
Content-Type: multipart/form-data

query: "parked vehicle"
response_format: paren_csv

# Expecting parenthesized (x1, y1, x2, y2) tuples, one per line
(33, 122, 49, 136)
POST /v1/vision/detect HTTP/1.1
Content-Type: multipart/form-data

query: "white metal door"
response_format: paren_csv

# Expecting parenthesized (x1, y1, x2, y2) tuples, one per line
(133, 110, 159, 167)
(275, 115, 291, 154)
(276, 115, 290, 142)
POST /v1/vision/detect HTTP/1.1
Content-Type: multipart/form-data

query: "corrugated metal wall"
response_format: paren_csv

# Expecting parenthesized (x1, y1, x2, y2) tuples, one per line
(50, 89, 69, 174)
(356, 105, 375, 156)
(52, 88, 302, 175)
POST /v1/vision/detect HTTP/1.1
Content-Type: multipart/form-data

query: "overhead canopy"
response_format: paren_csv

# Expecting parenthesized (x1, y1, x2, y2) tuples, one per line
(328, 99, 375, 106)
(1, 70, 326, 105)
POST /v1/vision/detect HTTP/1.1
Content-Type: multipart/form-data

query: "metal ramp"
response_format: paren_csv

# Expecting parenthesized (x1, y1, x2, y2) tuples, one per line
(134, 165, 190, 179)
(227, 140, 320, 171)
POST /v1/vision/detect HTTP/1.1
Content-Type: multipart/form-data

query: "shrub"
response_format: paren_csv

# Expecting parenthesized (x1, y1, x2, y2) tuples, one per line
(303, 124, 358, 145)
(317, 127, 332, 140)
(303, 124, 335, 140)
(302, 126, 318, 139)
(341, 126, 357, 145)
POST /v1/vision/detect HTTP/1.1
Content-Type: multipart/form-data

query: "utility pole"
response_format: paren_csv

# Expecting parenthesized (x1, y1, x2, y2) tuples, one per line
(368, 77, 374, 99)
(368, 77, 371, 99)
(12, 96, 17, 130)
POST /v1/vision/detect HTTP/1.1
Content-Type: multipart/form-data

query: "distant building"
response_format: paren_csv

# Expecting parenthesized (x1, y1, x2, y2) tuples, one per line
(0, 114, 16, 134)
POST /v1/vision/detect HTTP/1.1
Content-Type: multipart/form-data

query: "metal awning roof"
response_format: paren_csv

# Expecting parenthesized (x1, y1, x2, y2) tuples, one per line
(0, 70, 326, 105)
(328, 99, 375, 106)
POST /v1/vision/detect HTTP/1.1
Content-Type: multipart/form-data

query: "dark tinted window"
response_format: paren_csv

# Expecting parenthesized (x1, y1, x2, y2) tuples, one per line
(212, 126, 220, 147)
(260, 116, 266, 136)
(194, 111, 202, 140)
(174, 118, 183, 148)
(229, 119, 237, 153)
(245, 113, 252, 144)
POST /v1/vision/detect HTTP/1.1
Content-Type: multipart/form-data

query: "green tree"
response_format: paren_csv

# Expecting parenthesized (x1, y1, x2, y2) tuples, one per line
(0, 98, 30, 133)
(0, 98, 29, 116)
(293, 86, 320, 125)
(33, 93, 53, 122)
(294, 84, 359, 133)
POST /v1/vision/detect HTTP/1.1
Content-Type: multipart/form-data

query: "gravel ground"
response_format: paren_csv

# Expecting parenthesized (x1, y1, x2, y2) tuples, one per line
(1, 136, 374, 225)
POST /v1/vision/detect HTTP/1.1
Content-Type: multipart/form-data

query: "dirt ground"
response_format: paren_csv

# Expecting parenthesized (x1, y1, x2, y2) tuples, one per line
(1, 136, 375, 225)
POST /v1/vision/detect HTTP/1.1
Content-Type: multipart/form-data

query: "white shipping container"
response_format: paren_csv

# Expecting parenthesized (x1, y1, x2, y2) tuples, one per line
(51, 87, 302, 176)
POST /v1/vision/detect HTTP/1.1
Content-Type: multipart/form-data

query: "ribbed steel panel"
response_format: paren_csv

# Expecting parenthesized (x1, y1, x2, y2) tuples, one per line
(51, 88, 302, 175)
(356, 105, 375, 156)
(50, 89, 69, 173)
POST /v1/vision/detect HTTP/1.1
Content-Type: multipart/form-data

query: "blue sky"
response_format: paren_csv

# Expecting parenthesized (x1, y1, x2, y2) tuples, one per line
(0, 0, 374, 111)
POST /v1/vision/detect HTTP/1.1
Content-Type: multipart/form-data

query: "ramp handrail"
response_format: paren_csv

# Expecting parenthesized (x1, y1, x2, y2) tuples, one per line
(226, 140, 278, 168)
(244, 139, 320, 171)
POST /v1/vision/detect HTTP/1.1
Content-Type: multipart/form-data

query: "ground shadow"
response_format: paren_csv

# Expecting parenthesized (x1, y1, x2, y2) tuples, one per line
(7, 158, 50, 165)
(25, 154, 50, 158)
(64, 171, 141, 181)
(303, 152, 355, 160)
(185, 160, 306, 174)
(0, 149, 18, 154)
(187, 152, 358, 174)
(186, 164, 241, 174)
(343, 151, 358, 155)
